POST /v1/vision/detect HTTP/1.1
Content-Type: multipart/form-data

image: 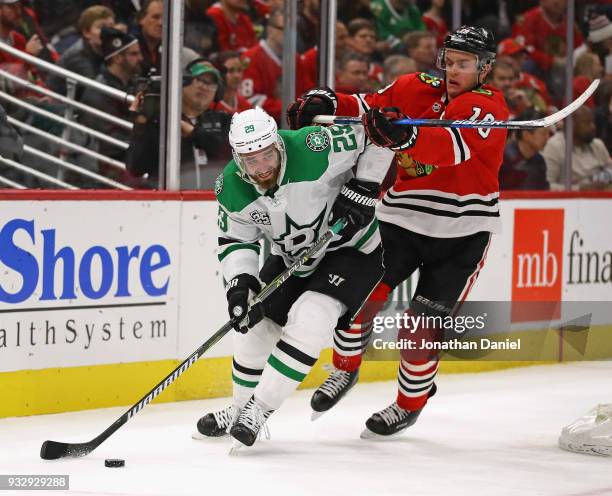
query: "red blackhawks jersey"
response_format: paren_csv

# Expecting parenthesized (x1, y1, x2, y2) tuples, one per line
(336, 72, 509, 238)
(240, 41, 309, 122)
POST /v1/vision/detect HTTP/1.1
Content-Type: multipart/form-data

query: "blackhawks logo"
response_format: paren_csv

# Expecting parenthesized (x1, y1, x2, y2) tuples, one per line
(396, 153, 435, 178)
(305, 131, 330, 152)
(418, 73, 442, 88)
(214, 173, 223, 196)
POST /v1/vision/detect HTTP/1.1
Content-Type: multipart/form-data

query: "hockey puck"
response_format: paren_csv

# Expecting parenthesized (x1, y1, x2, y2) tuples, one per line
(104, 459, 125, 468)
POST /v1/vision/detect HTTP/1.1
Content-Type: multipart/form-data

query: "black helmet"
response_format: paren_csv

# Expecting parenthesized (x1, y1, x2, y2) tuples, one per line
(443, 25, 497, 64)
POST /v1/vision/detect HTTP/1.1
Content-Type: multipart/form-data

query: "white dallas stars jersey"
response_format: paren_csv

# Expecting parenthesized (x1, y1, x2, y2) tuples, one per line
(216, 125, 394, 282)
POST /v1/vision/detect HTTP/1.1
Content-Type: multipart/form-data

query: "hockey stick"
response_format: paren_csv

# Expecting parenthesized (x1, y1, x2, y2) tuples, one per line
(313, 78, 600, 130)
(40, 219, 346, 460)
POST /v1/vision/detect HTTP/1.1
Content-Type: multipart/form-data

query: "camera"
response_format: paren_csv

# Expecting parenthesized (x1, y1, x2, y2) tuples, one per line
(135, 73, 162, 122)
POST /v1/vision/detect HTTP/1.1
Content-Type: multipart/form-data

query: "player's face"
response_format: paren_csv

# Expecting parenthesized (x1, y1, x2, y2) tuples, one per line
(443, 49, 482, 99)
(240, 144, 281, 189)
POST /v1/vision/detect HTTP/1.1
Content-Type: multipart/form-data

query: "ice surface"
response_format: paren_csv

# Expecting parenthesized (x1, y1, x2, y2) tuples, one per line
(1, 362, 611, 496)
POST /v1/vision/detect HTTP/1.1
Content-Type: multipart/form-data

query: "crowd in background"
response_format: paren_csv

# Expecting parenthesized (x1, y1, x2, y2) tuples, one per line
(0, 0, 610, 190)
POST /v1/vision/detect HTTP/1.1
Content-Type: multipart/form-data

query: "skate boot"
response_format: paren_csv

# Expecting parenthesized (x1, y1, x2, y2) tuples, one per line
(311, 368, 359, 420)
(361, 383, 437, 439)
(229, 396, 273, 451)
(192, 405, 238, 439)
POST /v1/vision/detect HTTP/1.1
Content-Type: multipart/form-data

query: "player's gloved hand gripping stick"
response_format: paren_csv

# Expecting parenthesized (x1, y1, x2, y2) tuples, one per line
(39, 219, 347, 460)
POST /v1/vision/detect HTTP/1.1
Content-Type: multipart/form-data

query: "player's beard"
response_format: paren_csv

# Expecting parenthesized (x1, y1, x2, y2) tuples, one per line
(251, 166, 280, 191)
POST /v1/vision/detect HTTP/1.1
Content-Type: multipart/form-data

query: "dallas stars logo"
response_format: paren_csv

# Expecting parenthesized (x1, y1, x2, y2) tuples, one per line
(305, 131, 330, 152)
(273, 208, 326, 258)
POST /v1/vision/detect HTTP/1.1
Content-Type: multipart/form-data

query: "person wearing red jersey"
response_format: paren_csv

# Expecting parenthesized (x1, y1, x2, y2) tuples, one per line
(206, 0, 257, 52)
(240, 9, 309, 122)
(512, 0, 583, 74)
(210, 50, 253, 114)
(287, 25, 509, 438)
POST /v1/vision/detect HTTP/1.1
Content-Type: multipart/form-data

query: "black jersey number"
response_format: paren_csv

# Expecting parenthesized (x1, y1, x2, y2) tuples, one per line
(469, 107, 495, 139)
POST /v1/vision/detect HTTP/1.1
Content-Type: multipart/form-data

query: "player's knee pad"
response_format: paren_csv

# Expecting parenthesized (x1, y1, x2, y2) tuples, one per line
(284, 291, 345, 353)
(233, 317, 281, 368)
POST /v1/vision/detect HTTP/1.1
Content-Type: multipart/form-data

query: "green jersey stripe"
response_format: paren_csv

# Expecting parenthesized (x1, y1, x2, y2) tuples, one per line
(218, 243, 261, 262)
(267, 355, 307, 382)
(354, 219, 379, 251)
(232, 373, 259, 388)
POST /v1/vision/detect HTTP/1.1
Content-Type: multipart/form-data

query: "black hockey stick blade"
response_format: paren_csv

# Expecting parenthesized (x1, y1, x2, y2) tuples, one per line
(40, 219, 345, 460)
(313, 79, 600, 130)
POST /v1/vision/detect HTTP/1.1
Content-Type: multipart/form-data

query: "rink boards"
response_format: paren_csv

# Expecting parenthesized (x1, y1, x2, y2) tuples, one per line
(1, 190, 611, 417)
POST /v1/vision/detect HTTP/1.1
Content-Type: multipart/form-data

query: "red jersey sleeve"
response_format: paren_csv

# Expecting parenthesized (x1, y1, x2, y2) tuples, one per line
(336, 73, 444, 117)
(408, 86, 509, 167)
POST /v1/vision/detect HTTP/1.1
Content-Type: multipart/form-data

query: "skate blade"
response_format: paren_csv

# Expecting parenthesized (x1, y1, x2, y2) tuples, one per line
(191, 431, 228, 441)
(228, 439, 246, 455)
(359, 427, 407, 440)
(311, 410, 326, 421)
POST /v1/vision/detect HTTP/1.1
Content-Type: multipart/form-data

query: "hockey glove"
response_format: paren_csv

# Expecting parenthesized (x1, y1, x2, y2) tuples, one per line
(226, 274, 264, 334)
(330, 178, 379, 239)
(286, 87, 338, 129)
(362, 107, 418, 151)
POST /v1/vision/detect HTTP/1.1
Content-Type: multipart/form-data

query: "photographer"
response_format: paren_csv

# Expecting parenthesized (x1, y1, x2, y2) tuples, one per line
(80, 28, 142, 168)
(126, 59, 231, 188)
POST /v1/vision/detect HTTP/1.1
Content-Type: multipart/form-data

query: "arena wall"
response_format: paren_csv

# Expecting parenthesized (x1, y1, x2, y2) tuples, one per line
(1, 191, 611, 418)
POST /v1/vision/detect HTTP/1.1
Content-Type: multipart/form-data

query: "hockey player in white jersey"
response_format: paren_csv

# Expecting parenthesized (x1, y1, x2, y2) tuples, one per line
(194, 108, 393, 449)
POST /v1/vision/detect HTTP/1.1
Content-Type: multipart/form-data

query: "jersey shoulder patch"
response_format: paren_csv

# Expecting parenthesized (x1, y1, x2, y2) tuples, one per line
(472, 87, 494, 97)
(216, 160, 259, 213)
(417, 72, 442, 88)
(279, 127, 331, 185)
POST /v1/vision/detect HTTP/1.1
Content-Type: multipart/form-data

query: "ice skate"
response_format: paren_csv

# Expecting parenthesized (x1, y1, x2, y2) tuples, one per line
(311, 368, 359, 420)
(228, 397, 273, 452)
(192, 404, 238, 440)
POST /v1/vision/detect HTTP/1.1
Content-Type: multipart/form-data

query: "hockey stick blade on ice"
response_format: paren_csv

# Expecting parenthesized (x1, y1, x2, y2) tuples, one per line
(313, 79, 600, 130)
(40, 219, 346, 460)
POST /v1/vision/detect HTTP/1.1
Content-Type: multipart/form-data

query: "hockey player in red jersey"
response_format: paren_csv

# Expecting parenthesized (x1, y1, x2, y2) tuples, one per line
(287, 25, 509, 438)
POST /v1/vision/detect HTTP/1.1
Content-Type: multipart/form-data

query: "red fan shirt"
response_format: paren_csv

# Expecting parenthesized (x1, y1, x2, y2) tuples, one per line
(206, 3, 257, 52)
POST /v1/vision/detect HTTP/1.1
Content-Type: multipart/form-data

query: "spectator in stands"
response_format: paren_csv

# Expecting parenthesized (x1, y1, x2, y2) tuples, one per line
(297, 0, 319, 53)
(206, 0, 257, 52)
(404, 31, 439, 76)
(512, 0, 584, 101)
(137, 0, 163, 76)
(80, 27, 142, 171)
(240, 8, 309, 122)
(500, 108, 550, 190)
(301, 21, 349, 90)
(184, 0, 219, 58)
(336, 0, 373, 26)
(422, 0, 448, 48)
(14, 1, 59, 64)
(497, 37, 552, 112)
(211, 50, 252, 114)
(573, 52, 604, 109)
(346, 18, 383, 89)
(335, 51, 369, 93)
(47, 5, 115, 96)
(127, 59, 231, 189)
(382, 54, 416, 85)
(543, 105, 612, 191)
(594, 80, 612, 154)
(0, 101, 24, 185)
(488, 58, 533, 118)
(370, 0, 424, 53)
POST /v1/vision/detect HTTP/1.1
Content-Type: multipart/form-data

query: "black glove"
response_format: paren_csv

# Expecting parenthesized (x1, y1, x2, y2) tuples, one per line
(362, 107, 418, 151)
(330, 178, 379, 238)
(226, 274, 264, 333)
(286, 87, 337, 129)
